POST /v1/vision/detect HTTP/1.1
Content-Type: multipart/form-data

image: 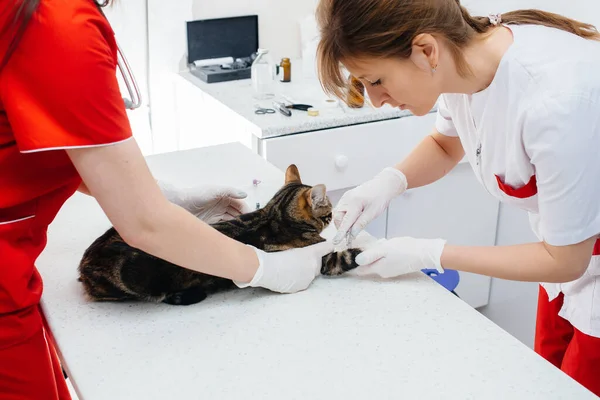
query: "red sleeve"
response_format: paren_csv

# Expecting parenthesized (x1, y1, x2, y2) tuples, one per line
(0, 0, 132, 152)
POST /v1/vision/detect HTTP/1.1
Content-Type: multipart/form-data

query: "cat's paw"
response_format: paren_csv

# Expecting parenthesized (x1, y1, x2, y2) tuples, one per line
(321, 249, 362, 276)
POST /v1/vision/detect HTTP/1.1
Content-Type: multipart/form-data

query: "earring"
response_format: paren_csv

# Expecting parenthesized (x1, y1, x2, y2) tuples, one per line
(431, 64, 437, 74)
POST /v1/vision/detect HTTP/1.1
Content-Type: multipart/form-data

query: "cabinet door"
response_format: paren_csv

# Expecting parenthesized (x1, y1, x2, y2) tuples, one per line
(261, 114, 438, 192)
(481, 203, 540, 348)
(496, 203, 538, 246)
(387, 163, 499, 308)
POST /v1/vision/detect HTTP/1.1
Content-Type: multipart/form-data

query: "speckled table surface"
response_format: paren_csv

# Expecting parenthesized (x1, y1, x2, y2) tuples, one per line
(39, 143, 595, 399)
(178, 67, 434, 139)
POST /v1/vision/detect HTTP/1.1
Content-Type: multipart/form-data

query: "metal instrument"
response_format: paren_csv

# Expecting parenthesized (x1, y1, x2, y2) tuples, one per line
(116, 39, 142, 110)
(96, 1, 142, 111)
(272, 101, 292, 117)
(254, 104, 276, 115)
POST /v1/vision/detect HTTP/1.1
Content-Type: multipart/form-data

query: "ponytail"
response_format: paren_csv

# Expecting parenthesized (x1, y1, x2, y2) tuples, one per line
(500, 9, 600, 40)
(456, 1, 600, 41)
(456, 4, 489, 34)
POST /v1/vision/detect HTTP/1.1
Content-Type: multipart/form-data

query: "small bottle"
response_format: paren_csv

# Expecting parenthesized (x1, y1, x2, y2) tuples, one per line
(279, 58, 291, 82)
(251, 49, 275, 100)
(347, 75, 365, 108)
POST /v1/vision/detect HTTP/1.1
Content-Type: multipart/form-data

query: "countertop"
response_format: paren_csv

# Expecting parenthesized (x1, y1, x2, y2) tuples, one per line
(38, 143, 595, 399)
(177, 59, 430, 139)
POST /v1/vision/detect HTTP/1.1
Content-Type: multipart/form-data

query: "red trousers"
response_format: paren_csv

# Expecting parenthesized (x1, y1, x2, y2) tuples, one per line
(0, 308, 71, 400)
(535, 285, 600, 396)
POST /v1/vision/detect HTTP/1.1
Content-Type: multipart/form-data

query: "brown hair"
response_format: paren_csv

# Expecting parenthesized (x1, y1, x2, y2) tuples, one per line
(0, 0, 114, 72)
(317, 0, 600, 100)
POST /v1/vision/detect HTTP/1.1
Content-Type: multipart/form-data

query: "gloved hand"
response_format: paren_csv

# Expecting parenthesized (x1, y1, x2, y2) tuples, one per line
(158, 181, 253, 224)
(354, 237, 446, 278)
(332, 167, 408, 245)
(234, 241, 334, 293)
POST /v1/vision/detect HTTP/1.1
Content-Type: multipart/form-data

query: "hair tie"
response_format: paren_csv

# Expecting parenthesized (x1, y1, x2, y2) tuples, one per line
(488, 13, 502, 26)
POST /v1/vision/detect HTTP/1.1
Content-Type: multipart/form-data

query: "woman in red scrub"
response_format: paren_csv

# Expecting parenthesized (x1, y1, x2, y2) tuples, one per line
(0, 1, 332, 398)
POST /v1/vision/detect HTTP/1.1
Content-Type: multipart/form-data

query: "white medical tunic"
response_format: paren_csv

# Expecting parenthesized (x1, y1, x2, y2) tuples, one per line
(436, 24, 600, 337)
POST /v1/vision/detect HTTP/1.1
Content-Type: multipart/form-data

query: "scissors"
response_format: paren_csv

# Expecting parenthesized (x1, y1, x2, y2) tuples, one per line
(254, 105, 276, 115)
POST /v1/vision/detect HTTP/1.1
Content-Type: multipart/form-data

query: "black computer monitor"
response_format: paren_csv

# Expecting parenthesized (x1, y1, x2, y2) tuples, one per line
(186, 15, 259, 63)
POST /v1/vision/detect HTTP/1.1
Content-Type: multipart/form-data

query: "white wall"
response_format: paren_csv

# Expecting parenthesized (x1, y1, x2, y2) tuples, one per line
(191, 0, 320, 62)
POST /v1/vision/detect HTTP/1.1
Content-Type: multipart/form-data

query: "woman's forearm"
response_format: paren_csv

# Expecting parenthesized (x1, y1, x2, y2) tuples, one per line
(441, 238, 595, 283)
(67, 140, 259, 284)
(77, 174, 256, 281)
(395, 132, 465, 189)
(130, 202, 258, 283)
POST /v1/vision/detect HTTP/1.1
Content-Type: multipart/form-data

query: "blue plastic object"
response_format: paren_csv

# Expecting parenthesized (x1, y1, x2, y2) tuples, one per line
(421, 268, 460, 293)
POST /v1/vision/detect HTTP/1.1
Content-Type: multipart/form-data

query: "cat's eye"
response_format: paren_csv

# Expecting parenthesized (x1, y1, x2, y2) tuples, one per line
(319, 213, 332, 223)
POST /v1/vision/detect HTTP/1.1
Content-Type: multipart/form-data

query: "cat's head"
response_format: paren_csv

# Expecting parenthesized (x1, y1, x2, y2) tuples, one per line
(263, 164, 333, 233)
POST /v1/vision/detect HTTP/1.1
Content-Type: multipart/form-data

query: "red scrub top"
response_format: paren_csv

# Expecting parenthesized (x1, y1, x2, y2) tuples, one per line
(0, 0, 132, 349)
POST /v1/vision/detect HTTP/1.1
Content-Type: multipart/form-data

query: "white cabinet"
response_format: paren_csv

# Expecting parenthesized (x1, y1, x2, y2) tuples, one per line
(260, 114, 436, 192)
(496, 203, 538, 246)
(387, 162, 499, 308)
(387, 163, 499, 246)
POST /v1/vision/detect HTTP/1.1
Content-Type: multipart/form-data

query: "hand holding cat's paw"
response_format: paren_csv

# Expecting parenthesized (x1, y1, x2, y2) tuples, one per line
(332, 168, 408, 245)
(354, 237, 446, 278)
(158, 181, 252, 223)
(235, 241, 334, 293)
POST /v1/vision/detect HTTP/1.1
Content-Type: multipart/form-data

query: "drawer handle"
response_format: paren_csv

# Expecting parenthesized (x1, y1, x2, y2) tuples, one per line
(335, 155, 349, 171)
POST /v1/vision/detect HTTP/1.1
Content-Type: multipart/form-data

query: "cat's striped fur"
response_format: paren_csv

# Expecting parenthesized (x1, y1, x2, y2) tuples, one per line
(78, 165, 361, 305)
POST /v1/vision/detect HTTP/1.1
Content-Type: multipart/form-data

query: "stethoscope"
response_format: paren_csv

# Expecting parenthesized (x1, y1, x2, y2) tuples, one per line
(116, 40, 142, 110)
(96, 0, 142, 110)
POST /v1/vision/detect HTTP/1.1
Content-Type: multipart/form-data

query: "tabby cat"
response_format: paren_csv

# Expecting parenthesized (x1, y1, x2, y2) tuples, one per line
(78, 164, 362, 306)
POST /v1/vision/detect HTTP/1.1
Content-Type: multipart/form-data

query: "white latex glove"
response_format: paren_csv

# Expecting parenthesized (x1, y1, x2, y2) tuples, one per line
(354, 237, 446, 278)
(234, 241, 334, 293)
(333, 167, 408, 245)
(158, 181, 253, 224)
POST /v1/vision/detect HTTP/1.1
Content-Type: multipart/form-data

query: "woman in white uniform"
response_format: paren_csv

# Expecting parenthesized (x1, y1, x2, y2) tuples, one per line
(316, 0, 600, 395)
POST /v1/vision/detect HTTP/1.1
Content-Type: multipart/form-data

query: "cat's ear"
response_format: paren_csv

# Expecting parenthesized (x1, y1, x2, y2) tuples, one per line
(285, 164, 302, 184)
(308, 184, 328, 209)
